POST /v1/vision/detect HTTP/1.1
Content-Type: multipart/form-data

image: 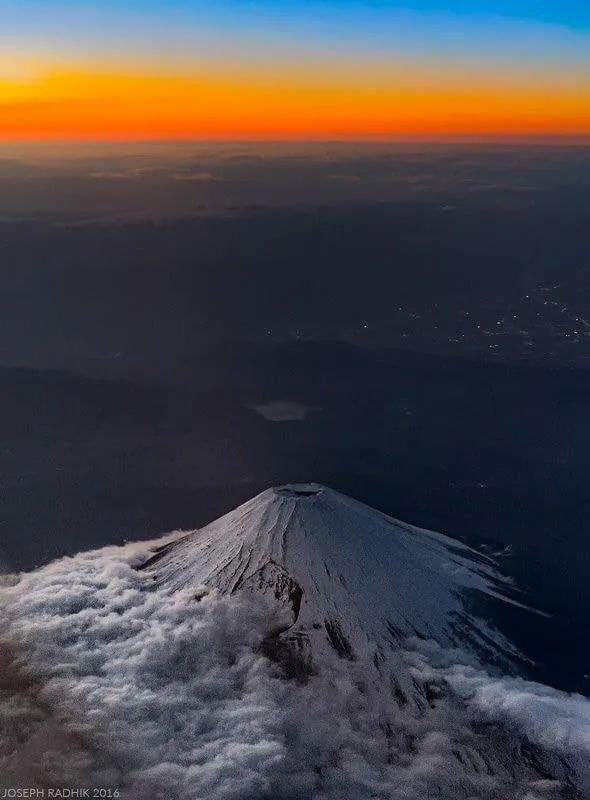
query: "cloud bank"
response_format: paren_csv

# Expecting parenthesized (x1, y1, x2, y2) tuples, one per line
(1, 539, 588, 799)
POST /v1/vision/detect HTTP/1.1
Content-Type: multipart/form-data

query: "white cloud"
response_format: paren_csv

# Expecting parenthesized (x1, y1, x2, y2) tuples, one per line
(0, 539, 588, 799)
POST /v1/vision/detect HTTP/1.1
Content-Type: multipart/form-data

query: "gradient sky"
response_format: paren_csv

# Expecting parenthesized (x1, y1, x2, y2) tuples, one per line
(1, 0, 590, 140)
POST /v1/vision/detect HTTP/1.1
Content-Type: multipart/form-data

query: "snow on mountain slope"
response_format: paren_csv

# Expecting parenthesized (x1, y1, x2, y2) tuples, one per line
(1, 484, 588, 799)
(139, 483, 521, 678)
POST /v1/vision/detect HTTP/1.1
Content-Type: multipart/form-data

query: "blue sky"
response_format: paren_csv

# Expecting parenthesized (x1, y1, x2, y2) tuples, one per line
(3, 0, 587, 29)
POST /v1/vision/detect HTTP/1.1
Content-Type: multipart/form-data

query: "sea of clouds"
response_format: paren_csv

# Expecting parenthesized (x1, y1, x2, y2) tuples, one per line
(1, 538, 589, 800)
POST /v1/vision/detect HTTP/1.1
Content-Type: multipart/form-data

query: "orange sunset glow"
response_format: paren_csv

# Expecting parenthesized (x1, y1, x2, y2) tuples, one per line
(2, 62, 590, 140)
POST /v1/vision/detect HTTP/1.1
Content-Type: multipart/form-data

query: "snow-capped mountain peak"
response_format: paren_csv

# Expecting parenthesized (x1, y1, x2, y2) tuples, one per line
(139, 484, 519, 681)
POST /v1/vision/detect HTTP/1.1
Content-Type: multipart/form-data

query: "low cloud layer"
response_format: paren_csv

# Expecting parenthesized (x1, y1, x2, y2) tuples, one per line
(1, 540, 588, 799)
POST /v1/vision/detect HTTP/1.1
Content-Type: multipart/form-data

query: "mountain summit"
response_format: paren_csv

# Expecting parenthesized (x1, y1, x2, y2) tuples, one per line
(139, 484, 518, 682)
